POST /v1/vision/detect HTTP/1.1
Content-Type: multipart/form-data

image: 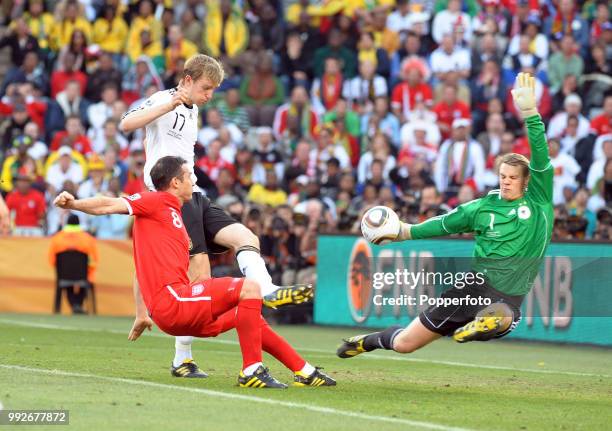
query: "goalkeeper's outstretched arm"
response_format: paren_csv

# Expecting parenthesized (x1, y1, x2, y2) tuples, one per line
(511, 72, 553, 203)
(394, 72, 549, 242)
(395, 198, 481, 242)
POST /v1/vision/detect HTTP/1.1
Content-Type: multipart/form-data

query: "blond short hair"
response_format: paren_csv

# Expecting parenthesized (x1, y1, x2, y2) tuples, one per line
(498, 153, 530, 177)
(183, 54, 225, 86)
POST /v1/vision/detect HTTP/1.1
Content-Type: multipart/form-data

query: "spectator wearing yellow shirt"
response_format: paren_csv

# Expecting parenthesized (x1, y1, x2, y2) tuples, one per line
(247, 170, 288, 208)
(165, 25, 198, 76)
(126, 29, 165, 74)
(126, 0, 163, 56)
(49, 0, 92, 52)
(1, 136, 44, 193)
(285, 0, 325, 27)
(357, 32, 391, 78)
(93, 5, 128, 55)
(21, 0, 54, 53)
(343, 0, 395, 23)
(366, 7, 400, 56)
(203, 0, 249, 60)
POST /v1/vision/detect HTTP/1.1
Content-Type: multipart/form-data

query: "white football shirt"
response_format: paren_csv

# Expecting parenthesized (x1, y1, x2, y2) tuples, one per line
(124, 89, 199, 190)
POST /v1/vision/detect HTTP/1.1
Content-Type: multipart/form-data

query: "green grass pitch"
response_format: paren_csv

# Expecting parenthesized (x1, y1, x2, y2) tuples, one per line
(1, 313, 611, 431)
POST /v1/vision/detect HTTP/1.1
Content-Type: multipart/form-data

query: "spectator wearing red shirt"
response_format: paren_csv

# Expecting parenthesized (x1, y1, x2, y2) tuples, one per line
(5, 169, 46, 236)
(0, 83, 47, 132)
(590, 94, 612, 136)
(196, 138, 235, 183)
(123, 150, 148, 195)
(432, 83, 470, 141)
(50, 52, 87, 98)
(50, 115, 93, 156)
(391, 57, 432, 122)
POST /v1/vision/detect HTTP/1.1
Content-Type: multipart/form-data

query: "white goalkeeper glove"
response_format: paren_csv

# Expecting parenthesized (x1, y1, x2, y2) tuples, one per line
(511, 72, 538, 119)
(397, 222, 412, 241)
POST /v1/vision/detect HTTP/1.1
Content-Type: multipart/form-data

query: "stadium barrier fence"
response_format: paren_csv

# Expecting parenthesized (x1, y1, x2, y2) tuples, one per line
(315, 235, 612, 346)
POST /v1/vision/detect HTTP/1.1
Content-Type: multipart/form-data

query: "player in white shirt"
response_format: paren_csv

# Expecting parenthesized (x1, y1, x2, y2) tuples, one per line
(120, 54, 313, 378)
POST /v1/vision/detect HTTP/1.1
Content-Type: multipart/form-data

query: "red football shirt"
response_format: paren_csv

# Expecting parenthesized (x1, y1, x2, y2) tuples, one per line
(5, 189, 46, 227)
(50, 132, 93, 156)
(432, 101, 471, 139)
(196, 156, 235, 181)
(391, 82, 433, 117)
(121, 191, 190, 308)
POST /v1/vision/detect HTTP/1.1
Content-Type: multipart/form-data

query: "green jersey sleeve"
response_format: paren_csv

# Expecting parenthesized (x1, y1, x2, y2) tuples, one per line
(411, 199, 482, 239)
(525, 115, 553, 205)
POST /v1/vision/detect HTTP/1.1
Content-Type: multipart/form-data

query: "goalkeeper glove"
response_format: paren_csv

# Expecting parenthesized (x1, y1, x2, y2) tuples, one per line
(396, 222, 413, 241)
(511, 72, 539, 119)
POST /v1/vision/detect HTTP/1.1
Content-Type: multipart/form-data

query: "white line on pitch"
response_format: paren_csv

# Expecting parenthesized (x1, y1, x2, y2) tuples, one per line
(1, 318, 609, 379)
(0, 364, 472, 431)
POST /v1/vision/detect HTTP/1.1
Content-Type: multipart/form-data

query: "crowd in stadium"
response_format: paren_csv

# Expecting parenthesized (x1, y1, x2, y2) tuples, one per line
(0, 0, 611, 276)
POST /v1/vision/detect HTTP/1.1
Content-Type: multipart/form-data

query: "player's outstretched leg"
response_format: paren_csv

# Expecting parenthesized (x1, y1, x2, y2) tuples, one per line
(337, 326, 403, 358)
(262, 283, 314, 309)
(235, 279, 287, 388)
(338, 318, 441, 358)
(215, 224, 315, 308)
(212, 307, 336, 387)
(235, 244, 314, 308)
(453, 303, 513, 343)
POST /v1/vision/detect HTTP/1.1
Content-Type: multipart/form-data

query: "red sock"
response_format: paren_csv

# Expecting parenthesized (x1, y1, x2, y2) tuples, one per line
(236, 299, 263, 370)
(261, 319, 306, 372)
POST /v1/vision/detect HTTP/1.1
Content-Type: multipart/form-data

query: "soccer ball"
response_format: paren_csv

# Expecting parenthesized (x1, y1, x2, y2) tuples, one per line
(361, 206, 400, 245)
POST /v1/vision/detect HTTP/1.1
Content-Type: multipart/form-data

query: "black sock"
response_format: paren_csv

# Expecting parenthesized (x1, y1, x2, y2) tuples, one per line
(362, 325, 403, 351)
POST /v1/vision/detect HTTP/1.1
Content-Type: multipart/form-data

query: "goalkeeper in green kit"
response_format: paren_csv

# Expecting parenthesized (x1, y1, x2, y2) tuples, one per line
(338, 73, 554, 357)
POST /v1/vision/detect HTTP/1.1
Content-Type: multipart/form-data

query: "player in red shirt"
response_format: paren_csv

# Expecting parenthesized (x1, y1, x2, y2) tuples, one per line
(121, 54, 313, 379)
(53, 156, 336, 389)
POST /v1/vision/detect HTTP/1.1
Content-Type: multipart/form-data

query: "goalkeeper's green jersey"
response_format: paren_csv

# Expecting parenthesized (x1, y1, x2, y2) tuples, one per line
(411, 115, 554, 296)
